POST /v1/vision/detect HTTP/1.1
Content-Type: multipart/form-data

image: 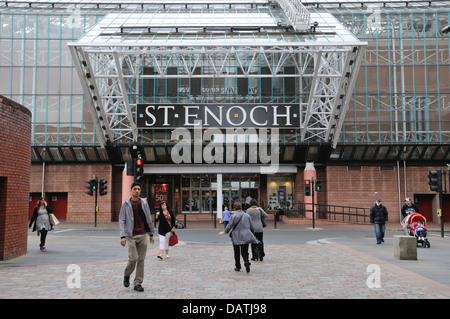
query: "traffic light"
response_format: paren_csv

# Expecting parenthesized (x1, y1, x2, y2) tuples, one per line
(126, 159, 135, 176)
(315, 180, 322, 191)
(428, 169, 442, 192)
(99, 179, 107, 196)
(85, 179, 97, 196)
(135, 156, 144, 183)
(304, 179, 311, 196)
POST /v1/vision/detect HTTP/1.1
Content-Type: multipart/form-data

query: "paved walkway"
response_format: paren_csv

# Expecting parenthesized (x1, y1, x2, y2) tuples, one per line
(1, 221, 450, 300)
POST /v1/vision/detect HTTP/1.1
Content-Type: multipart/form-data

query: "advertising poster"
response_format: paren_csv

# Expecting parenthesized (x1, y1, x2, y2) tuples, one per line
(154, 184, 169, 208)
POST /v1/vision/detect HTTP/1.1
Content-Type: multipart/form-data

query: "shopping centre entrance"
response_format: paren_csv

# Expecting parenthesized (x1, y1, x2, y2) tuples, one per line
(146, 165, 297, 217)
(147, 173, 260, 214)
(180, 174, 259, 214)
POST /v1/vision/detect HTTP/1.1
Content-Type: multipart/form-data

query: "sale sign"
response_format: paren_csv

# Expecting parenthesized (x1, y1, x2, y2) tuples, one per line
(154, 184, 169, 208)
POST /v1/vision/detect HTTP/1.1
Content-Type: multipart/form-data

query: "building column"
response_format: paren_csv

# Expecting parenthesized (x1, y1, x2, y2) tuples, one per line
(122, 164, 135, 204)
(216, 173, 223, 220)
(304, 162, 317, 219)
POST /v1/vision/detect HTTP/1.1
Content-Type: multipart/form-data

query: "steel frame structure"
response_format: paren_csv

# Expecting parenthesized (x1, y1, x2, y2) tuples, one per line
(68, 1, 366, 148)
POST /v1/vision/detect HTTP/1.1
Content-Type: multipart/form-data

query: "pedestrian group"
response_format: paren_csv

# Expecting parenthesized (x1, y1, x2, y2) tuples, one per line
(30, 182, 409, 292)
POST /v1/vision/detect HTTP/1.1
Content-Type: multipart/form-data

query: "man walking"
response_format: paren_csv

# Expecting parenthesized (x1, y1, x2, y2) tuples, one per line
(119, 182, 155, 291)
(370, 198, 388, 244)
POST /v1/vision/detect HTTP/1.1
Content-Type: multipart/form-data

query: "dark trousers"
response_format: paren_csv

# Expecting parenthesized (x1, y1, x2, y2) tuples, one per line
(233, 244, 249, 269)
(251, 232, 264, 260)
(39, 229, 48, 247)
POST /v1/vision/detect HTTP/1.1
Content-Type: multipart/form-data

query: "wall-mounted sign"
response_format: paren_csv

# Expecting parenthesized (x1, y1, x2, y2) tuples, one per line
(154, 184, 169, 208)
(136, 104, 300, 129)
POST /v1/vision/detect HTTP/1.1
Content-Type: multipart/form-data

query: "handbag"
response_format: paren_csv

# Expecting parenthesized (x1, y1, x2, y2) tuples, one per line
(259, 208, 267, 228)
(49, 213, 59, 226)
(169, 232, 178, 246)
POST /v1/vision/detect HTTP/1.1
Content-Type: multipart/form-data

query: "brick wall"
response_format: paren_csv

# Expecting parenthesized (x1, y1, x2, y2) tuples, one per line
(30, 164, 120, 223)
(324, 165, 441, 223)
(0, 95, 31, 260)
(27, 160, 443, 227)
(325, 166, 398, 215)
(289, 164, 440, 224)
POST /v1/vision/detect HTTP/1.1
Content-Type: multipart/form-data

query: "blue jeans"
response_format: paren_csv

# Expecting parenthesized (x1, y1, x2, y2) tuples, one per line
(374, 223, 386, 243)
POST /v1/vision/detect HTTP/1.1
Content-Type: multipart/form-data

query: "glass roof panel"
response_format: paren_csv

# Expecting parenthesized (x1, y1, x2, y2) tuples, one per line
(302, 0, 450, 8)
(5, 0, 449, 11)
(74, 9, 363, 47)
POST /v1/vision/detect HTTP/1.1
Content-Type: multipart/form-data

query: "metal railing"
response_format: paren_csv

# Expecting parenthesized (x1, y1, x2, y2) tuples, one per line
(170, 201, 371, 229)
(282, 202, 371, 224)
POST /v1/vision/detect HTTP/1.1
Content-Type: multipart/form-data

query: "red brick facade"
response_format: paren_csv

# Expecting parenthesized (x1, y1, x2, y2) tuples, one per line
(323, 165, 448, 224)
(26, 162, 447, 229)
(29, 164, 122, 223)
(0, 95, 31, 260)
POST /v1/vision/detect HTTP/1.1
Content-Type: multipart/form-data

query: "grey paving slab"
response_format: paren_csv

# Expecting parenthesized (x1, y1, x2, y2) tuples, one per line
(1, 221, 450, 301)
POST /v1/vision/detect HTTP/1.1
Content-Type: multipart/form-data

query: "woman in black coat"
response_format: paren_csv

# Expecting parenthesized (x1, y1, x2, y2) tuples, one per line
(155, 201, 176, 260)
(29, 197, 54, 252)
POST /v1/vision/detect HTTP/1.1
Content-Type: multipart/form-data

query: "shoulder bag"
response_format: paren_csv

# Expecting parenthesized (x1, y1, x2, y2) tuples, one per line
(229, 214, 244, 238)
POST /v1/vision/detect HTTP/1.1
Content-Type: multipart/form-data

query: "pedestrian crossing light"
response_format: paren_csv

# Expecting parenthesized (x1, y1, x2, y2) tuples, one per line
(99, 179, 107, 196)
(304, 180, 311, 196)
(428, 169, 442, 193)
(85, 179, 97, 196)
(315, 180, 322, 191)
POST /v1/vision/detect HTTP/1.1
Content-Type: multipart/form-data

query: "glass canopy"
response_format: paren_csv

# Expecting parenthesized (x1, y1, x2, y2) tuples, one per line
(68, 0, 366, 147)
(1, 0, 448, 164)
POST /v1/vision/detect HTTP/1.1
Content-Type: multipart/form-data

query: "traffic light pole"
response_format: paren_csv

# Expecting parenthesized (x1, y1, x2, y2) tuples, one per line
(94, 176, 98, 227)
(312, 178, 315, 229)
(439, 171, 447, 238)
(439, 192, 443, 237)
(428, 168, 446, 237)
(304, 177, 318, 229)
(95, 181, 98, 228)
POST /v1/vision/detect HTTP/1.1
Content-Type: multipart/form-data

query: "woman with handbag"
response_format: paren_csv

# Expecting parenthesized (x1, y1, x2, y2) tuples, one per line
(155, 201, 176, 260)
(219, 202, 259, 273)
(28, 197, 54, 252)
(246, 199, 268, 262)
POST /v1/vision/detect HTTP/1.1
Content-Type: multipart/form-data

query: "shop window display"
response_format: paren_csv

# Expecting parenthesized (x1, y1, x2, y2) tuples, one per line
(267, 176, 294, 211)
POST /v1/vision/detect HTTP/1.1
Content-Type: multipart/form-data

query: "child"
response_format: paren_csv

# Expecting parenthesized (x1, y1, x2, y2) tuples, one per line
(414, 221, 427, 238)
(222, 207, 230, 229)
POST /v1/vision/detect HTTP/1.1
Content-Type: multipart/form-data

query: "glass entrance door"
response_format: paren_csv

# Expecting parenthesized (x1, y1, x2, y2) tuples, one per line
(191, 190, 200, 213)
(181, 189, 190, 213)
(181, 175, 215, 213)
(181, 189, 201, 213)
(222, 174, 260, 210)
(180, 174, 259, 213)
(202, 190, 211, 213)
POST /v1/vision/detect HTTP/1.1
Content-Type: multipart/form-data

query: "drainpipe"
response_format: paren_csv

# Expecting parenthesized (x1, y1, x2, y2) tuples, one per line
(216, 173, 223, 228)
(403, 160, 407, 200)
(397, 160, 402, 223)
(41, 161, 45, 197)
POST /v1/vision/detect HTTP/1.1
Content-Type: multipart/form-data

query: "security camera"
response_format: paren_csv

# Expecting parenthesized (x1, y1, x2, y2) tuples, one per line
(441, 25, 450, 34)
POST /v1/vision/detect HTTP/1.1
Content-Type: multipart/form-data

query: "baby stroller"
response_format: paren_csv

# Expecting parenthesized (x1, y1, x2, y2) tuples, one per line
(401, 213, 430, 248)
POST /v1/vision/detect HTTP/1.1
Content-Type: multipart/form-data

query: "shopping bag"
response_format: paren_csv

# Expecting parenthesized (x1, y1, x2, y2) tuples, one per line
(169, 232, 178, 246)
(49, 213, 59, 226)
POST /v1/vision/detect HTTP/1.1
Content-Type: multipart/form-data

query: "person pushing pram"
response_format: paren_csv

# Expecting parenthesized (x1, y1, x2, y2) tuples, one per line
(401, 197, 420, 218)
